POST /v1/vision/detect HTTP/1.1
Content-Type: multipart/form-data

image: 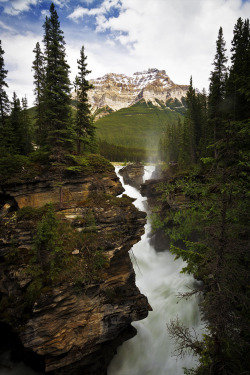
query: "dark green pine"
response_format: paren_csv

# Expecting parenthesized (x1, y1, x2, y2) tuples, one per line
(0, 40, 9, 129)
(43, 3, 74, 154)
(74, 45, 95, 154)
(32, 41, 47, 146)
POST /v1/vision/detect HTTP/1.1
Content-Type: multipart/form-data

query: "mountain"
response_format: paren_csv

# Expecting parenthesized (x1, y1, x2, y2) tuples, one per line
(73, 68, 188, 115)
(85, 69, 189, 162)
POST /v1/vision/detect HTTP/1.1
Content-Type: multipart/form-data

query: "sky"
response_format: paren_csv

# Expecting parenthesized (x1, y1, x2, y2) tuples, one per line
(0, 0, 250, 107)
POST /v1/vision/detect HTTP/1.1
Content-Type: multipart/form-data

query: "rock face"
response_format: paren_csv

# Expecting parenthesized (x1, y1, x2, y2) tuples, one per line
(0, 165, 150, 374)
(72, 68, 188, 113)
(119, 163, 144, 189)
(0, 171, 123, 209)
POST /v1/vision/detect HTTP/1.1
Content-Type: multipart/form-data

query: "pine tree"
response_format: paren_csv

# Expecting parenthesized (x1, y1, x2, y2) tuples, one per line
(226, 18, 250, 120)
(8, 92, 22, 154)
(208, 27, 228, 157)
(43, 3, 73, 155)
(185, 77, 197, 163)
(74, 46, 95, 154)
(0, 40, 9, 129)
(21, 96, 33, 154)
(32, 41, 46, 146)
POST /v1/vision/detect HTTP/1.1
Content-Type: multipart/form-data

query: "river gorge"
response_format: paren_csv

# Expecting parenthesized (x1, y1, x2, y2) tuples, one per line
(0, 164, 202, 375)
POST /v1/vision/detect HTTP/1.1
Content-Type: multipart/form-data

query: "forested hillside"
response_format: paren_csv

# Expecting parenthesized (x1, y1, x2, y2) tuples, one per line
(153, 18, 250, 375)
(96, 99, 184, 162)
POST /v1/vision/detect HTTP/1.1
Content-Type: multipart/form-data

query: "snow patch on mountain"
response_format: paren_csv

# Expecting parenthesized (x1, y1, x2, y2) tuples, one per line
(73, 68, 189, 112)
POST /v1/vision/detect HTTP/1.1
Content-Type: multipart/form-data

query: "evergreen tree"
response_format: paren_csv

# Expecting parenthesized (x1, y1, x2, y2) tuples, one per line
(21, 96, 33, 154)
(43, 3, 73, 155)
(32, 42, 46, 146)
(185, 77, 197, 163)
(8, 92, 22, 154)
(0, 40, 9, 129)
(226, 18, 250, 120)
(179, 78, 207, 164)
(208, 27, 228, 157)
(74, 46, 95, 154)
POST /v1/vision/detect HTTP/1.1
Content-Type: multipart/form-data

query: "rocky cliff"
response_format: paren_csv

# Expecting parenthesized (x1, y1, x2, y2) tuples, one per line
(0, 159, 150, 374)
(119, 162, 144, 189)
(73, 68, 188, 113)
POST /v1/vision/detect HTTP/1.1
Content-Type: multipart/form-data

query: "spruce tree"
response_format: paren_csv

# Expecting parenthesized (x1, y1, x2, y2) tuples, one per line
(43, 3, 73, 155)
(32, 42, 46, 146)
(208, 27, 228, 157)
(226, 18, 250, 120)
(21, 96, 33, 154)
(74, 46, 95, 154)
(0, 40, 9, 129)
(8, 92, 22, 154)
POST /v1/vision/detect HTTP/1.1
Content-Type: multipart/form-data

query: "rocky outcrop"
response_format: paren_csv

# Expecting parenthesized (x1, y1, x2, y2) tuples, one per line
(72, 68, 188, 113)
(119, 163, 144, 189)
(0, 170, 123, 210)
(0, 164, 150, 374)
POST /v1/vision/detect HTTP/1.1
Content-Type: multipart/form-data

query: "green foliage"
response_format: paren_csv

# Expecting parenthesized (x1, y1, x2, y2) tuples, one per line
(95, 99, 183, 156)
(0, 40, 9, 129)
(99, 140, 148, 162)
(155, 118, 250, 374)
(0, 154, 30, 182)
(17, 204, 109, 311)
(74, 46, 95, 154)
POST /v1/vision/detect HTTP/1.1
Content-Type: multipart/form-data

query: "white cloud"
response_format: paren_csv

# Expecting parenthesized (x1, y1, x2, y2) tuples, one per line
(68, 5, 102, 21)
(53, 0, 70, 8)
(1, 0, 250, 107)
(88, 0, 250, 89)
(2, 32, 42, 106)
(0, 0, 39, 15)
(81, 0, 95, 4)
(0, 20, 15, 32)
(41, 9, 49, 17)
(68, 0, 122, 22)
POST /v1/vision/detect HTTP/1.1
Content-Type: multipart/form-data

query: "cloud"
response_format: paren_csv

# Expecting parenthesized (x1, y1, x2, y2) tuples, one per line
(68, 0, 122, 22)
(1, 0, 250, 108)
(0, 0, 39, 15)
(0, 20, 15, 32)
(2, 32, 41, 105)
(53, 0, 70, 8)
(86, 0, 250, 89)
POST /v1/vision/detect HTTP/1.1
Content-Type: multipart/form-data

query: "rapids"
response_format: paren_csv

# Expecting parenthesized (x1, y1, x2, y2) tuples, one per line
(0, 165, 202, 375)
(108, 166, 202, 375)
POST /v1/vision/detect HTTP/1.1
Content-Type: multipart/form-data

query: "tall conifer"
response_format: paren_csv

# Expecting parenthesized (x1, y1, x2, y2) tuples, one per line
(226, 18, 250, 120)
(32, 42, 46, 146)
(74, 46, 94, 154)
(0, 40, 9, 129)
(208, 27, 228, 157)
(43, 3, 73, 154)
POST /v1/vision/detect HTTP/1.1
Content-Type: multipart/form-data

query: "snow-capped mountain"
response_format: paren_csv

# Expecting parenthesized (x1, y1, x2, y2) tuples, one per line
(73, 68, 189, 112)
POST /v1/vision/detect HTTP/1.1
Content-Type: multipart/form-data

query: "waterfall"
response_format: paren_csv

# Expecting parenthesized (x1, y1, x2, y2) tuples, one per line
(108, 166, 202, 375)
(0, 166, 202, 375)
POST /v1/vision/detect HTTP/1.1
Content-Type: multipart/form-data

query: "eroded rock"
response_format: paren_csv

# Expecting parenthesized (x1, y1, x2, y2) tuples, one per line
(0, 164, 150, 374)
(119, 163, 144, 189)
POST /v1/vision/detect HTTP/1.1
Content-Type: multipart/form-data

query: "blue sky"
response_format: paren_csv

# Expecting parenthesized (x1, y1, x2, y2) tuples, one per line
(0, 0, 250, 106)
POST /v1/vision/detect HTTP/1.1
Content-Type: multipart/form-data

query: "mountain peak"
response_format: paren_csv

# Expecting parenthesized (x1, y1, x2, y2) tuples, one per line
(73, 69, 189, 112)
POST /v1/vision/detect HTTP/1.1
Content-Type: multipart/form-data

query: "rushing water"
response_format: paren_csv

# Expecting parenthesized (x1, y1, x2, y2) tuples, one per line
(0, 166, 202, 375)
(108, 166, 202, 375)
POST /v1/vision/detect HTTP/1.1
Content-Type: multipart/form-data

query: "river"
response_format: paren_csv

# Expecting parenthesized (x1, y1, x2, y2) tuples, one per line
(108, 166, 202, 375)
(0, 165, 202, 375)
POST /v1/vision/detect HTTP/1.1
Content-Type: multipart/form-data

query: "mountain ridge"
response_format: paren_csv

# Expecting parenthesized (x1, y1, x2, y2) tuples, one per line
(73, 68, 188, 113)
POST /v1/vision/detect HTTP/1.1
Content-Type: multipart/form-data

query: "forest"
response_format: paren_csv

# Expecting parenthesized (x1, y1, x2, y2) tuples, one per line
(154, 18, 250, 375)
(0, 1, 249, 374)
(0, 2, 96, 179)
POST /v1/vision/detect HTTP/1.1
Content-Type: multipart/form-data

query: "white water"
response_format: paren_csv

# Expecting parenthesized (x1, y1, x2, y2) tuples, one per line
(0, 166, 202, 375)
(108, 166, 202, 375)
